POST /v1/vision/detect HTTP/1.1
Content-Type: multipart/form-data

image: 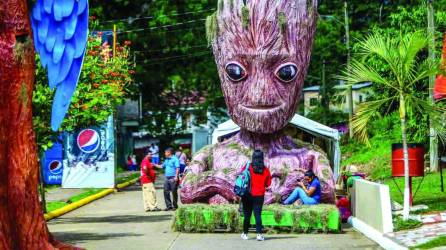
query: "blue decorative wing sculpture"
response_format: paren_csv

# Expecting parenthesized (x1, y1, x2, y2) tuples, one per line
(31, 0, 89, 131)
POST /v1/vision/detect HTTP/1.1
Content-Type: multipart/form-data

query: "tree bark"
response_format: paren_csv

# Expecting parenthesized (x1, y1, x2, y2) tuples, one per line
(0, 1, 79, 249)
(400, 95, 410, 220)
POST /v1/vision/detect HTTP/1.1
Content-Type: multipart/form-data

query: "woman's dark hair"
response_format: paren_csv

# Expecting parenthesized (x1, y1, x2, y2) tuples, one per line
(304, 170, 317, 180)
(252, 150, 265, 174)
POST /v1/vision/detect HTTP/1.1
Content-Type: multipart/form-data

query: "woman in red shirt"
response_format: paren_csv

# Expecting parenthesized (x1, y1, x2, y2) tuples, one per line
(241, 150, 272, 241)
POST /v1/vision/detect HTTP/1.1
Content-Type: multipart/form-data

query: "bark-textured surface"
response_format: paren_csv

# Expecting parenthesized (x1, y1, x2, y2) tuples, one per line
(181, 131, 335, 205)
(0, 1, 78, 249)
(180, 0, 336, 205)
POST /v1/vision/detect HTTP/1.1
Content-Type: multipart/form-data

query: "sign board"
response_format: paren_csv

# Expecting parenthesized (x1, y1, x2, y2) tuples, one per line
(62, 116, 115, 188)
(42, 142, 63, 185)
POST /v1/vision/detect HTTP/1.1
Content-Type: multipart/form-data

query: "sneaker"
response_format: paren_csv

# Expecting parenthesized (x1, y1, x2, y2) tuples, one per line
(241, 233, 249, 240)
(256, 234, 265, 241)
(152, 208, 161, 212)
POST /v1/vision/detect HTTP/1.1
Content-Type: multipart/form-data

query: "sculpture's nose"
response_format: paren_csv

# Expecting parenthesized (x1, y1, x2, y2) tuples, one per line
(242, 70, 282, 107)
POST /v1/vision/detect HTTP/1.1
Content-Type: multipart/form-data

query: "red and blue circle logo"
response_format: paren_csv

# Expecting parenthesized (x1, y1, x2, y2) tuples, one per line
(48, 160, 63, 174)
(77, 129, 100, 154)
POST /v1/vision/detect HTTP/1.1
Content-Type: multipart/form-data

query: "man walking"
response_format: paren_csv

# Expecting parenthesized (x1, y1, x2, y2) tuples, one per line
(141, 151, 160, 212)
(155, 147, 180, 211)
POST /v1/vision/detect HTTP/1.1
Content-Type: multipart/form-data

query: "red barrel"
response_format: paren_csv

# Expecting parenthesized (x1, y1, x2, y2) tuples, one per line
(392, 143, 425, 177)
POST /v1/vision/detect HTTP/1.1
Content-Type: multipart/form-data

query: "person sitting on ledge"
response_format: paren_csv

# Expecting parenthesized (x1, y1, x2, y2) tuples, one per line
(283, 170, 321, 206)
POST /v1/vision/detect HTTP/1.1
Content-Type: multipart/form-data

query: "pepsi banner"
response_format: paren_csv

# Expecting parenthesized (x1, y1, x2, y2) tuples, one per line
(42, 142, 64, 185)
(62, 116, 115, 188)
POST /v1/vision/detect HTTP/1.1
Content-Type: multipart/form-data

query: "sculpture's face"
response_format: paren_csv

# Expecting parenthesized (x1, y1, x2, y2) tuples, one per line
(211, 0, 318, 134)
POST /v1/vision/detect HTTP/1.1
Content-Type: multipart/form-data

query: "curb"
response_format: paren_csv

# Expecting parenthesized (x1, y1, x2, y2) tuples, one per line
(348, 216, 407, 250)
(44, 177, 140, 221)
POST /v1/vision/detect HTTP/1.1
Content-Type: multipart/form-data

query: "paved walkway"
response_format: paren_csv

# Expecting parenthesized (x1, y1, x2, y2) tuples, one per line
(387, 222, 446, 248)
(48, 179, 380, 250)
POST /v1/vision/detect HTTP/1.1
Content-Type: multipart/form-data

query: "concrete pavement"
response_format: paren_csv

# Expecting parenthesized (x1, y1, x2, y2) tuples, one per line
(48, 180, 380, 250)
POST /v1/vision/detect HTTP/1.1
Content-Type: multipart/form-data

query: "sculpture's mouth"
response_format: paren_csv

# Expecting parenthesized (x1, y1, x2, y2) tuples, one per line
(240, 104, 283, 112)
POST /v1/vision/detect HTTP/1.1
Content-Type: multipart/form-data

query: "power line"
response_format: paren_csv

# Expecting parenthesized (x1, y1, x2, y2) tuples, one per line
(134, 44, 209, 54)
(141, 50, 211, 61)
(117, 19, 206, 34)
(138, 51, 212, 65)
(99, 8, 215, 24)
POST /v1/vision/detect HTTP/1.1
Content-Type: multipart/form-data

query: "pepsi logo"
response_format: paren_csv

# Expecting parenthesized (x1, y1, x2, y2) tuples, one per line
(48, 160, 63, 174)
(77, 129, 100, 153)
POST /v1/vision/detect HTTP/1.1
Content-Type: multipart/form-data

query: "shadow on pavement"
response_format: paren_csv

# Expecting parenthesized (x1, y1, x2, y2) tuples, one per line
(52, 232, 143, 244)
(50, 214, 172, 225)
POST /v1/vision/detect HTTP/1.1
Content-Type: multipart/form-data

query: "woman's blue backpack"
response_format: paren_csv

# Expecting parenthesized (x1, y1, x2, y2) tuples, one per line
(233, 162, 251, 197)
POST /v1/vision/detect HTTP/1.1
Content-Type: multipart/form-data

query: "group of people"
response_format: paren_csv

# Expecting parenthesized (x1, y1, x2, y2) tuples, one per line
(140, 145, 189, 212)
(139, 146, 322, 242)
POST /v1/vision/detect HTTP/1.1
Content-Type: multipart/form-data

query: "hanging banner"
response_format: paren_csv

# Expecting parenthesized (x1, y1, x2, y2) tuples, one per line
(62, 116, 115, 188)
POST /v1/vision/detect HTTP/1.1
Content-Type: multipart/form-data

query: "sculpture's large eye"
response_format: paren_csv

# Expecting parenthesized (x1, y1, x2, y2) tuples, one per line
(275, 63, 298, 83)
(225, 62, 247, 82)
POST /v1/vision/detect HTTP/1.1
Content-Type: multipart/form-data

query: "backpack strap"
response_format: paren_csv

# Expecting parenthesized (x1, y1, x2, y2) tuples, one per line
(244, 161, 251, 174)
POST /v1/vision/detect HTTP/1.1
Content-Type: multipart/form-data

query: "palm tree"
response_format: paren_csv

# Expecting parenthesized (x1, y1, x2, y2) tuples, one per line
(339, 30, 444, 220)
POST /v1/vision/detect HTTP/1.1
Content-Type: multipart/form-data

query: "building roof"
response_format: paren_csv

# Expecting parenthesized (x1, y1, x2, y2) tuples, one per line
(302, 82, 372, 92)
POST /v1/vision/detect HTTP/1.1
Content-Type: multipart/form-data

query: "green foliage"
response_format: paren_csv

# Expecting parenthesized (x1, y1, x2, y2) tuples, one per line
(90, 0, 225, 138)
(342, 113, 401, 180)
(173, 204, 340, 233)
(32, 35, 135, 152)
(339, 30, 444, 146)
(393, 216, 423, 232)
(306, 102, 349, 126)
(205, 11, 218, 45)
(411, 236, 446, 249)
(241, 5, 250, 28)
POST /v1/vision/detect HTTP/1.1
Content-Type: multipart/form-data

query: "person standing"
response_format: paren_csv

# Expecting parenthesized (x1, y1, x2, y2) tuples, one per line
(149, 143, 160, 165)
(140, 151, 160, 212)
(240, 150, 271, 241)
(175, 146, 187, 175)
(155, 147, 180, 211)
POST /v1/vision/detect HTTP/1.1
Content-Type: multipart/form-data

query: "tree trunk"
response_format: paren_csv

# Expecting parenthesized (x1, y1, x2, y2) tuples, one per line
(427, 0, 438, 172)
(400, 95, 410, 220)
(0, 1, 79, 249)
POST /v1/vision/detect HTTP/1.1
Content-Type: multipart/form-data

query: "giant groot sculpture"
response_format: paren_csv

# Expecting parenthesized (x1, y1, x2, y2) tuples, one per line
(180, 0, 335, 205)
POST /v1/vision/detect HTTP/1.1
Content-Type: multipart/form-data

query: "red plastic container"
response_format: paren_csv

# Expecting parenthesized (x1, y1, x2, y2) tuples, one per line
(391, 143, 425, 177)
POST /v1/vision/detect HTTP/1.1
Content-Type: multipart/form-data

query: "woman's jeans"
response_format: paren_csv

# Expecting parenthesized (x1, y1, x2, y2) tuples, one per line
(242, 194, 264, 234)
(283, 187, 318, 205)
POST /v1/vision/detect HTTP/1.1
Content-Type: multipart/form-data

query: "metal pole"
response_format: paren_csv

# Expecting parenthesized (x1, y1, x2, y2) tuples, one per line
(441, 160, 444, 192)
(344, 1, 353, 139)
(428, 0, 439, 172)
(113, 24, 117, 57)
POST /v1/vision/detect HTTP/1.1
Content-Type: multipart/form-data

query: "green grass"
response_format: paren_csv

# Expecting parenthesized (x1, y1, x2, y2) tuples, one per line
(393, 216, 422, 231)
(46, 201, 67, 213)
(68, 188, 106, 203)
(173, 204, 340, 233)
(115, 172, 139, 184)
(45, 174, 139, 213)
(410, 236, 446, 249)
(385, 172, 446, 213)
